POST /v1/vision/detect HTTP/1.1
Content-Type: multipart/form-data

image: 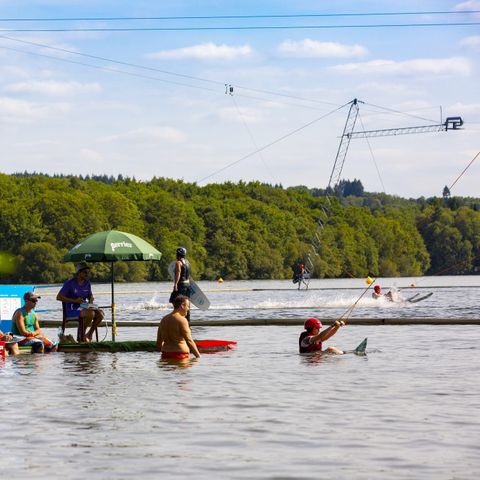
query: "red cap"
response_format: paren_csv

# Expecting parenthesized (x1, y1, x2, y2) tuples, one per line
(304, 317, 322, 330)
(374, 285, 381, 293)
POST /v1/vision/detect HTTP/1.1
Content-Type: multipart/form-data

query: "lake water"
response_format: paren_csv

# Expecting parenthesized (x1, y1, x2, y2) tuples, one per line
(1, 276, 479, 479)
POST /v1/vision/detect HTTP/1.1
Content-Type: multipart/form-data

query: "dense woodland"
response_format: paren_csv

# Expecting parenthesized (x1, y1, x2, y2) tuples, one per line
(0, 173, 479, 284)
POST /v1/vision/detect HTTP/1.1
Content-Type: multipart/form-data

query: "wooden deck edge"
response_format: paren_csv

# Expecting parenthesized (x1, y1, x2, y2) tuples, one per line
(39, 318, 480, 327)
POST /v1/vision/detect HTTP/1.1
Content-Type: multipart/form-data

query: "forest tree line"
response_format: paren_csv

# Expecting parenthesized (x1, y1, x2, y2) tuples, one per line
(0, 173, 479, 284)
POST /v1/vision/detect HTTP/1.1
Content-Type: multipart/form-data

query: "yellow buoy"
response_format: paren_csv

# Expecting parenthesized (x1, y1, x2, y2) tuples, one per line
(217, 277, 224, 283)
(366, 276, 373, 285)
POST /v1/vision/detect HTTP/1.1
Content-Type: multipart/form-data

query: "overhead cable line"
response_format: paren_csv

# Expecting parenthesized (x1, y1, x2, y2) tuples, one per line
(0, 34, 222, 87)
(0, 22, 479, 32)
(0, 34, 341, 109)
(0, 44, 220, 93)
(0, 42, 339, 114)
(0, 10, 479, 21)
(229, 90, 278, 184)
(357, 112, 386, 194)
(358, 106, 442, 124)
(449, 151, 480, 191)
(196, 102, 349, 184)
(0, 34, 451, 116)
(0, 38, 455, 124)
(363, 101, 439, 124)
(0, 36, 448, 125)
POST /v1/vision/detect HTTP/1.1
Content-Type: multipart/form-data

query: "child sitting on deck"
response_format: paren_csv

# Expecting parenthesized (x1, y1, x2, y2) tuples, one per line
(299, 317, 344, 354)
(0, 330, 20, 356)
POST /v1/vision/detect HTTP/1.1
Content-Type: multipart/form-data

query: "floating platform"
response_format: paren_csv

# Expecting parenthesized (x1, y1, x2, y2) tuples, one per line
(56, 339, 235, 354)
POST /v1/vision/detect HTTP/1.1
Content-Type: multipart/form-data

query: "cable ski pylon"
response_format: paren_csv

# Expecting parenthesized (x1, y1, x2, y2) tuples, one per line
(303, 99, 360, 287)
(301, 98, 463, 288)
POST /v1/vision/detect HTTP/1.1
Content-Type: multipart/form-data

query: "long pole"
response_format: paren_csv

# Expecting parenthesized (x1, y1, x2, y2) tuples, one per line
(111, 261, 116, 341)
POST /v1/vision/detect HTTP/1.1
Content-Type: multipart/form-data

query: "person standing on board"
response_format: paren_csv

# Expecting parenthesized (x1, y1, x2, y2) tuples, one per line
(56, 262, 104, 342)
(157, 295, 200, 360)
(297, 263, 306, 290)
(12, 291, 58, 353)
(299, 317, 344, 354)
(170, 247, 191, 322)
(292, 263, 308, 290)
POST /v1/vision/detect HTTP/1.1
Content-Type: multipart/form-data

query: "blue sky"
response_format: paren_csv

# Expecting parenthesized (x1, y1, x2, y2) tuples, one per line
(0, 0, 478, 197)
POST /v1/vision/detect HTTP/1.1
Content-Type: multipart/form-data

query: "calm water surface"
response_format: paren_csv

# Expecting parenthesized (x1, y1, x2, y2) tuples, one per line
(1, 277, 479, 479)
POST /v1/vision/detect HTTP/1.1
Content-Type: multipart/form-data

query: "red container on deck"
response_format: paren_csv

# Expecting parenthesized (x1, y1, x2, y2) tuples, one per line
(0, 341, 6, 359)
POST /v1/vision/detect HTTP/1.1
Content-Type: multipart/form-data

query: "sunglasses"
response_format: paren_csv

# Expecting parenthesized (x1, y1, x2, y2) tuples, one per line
(29, 299, 38, 303)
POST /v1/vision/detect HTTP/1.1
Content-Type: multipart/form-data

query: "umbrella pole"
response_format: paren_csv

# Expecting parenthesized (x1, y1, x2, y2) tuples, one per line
(111, 261, 116, 341)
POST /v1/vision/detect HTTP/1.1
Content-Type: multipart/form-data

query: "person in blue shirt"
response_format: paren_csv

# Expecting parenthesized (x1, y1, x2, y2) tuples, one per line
(57, 262, 104, 342)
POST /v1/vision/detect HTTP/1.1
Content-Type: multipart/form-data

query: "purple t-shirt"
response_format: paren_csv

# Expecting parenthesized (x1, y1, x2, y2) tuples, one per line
(60, 277, 92, 318)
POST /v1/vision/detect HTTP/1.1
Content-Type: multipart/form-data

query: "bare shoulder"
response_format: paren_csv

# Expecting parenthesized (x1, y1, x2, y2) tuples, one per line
(160, 312, 174, 325)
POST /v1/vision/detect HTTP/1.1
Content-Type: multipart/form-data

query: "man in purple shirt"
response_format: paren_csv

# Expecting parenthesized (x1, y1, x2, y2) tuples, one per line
(57, 262, 104, 342)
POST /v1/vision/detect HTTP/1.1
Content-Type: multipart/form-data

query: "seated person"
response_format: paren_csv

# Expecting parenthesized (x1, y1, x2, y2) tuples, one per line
(372, 285, 393, 301)
(0, 330, 20, 356)
(299, 317, 344, 354)
(57, 262, 104, 342)
(12, 291, 58, 353)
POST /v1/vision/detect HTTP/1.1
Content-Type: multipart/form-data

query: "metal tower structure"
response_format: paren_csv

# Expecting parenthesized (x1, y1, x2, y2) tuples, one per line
(300, 100, 463, 287)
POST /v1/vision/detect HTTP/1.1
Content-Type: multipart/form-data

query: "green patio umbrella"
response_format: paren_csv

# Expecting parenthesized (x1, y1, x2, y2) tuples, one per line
(63, 230, 162, 341)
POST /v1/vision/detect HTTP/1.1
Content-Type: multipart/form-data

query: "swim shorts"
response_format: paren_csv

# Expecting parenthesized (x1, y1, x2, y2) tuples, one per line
(19, 336, 57, 352)
(161, 351, 189, 360)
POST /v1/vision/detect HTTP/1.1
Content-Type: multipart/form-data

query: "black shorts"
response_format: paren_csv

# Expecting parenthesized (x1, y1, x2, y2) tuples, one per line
(169, 284, 191, 303)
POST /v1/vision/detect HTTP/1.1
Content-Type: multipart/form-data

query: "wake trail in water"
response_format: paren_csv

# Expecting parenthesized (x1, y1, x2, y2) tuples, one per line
(116, 291, 427, 312)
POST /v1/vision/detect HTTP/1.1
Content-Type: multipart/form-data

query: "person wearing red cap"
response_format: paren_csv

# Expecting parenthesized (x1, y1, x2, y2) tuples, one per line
(299, 317, 345, 354)
(372, 285, 393, 301)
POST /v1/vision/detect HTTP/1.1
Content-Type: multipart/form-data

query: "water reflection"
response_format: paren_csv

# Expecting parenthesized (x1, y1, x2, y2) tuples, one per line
(299, 350, 369, 366)
(8, 352, 47, 375)
(300, 351, 329, 365)
(61, 352, 103, 375)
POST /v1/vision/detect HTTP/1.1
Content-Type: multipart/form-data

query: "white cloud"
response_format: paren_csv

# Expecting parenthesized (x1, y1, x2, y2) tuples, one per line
(217, 106, 264, 124)
(104, 127, 186, 143)
(460, 35, 480, 48)
(0, 96, 70, 123)
(146, 43, 252, 61)
(357, 81, 415, 96)
(0, 65, 30, 78)
(4, 80, 102, 96)
(454, 1, 480, 13)
(330, 57, 472, 76)
(0, 96, 37, 118)
(79, 148, 104, 163)
(278, 39, 368, 58)
(448, 102, 480, 115)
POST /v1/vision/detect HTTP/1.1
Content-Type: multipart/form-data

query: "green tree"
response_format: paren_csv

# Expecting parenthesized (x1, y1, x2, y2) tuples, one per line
(16, 242, 72, 284)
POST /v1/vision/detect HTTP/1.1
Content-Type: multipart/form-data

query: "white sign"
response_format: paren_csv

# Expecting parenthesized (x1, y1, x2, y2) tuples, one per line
(0, 298, 21, 320)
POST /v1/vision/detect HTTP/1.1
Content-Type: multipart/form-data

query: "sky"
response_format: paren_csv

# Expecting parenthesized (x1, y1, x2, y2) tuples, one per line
(0, 0, 479, 198)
